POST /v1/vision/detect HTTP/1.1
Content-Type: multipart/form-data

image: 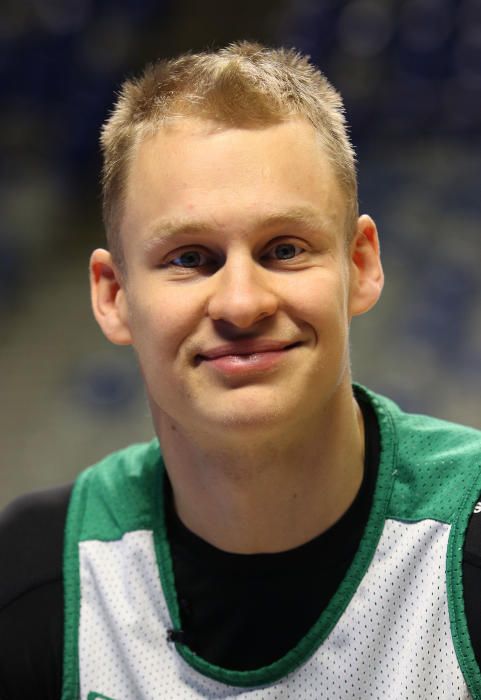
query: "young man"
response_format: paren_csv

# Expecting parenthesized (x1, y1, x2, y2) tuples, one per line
(1, 42, 481, 700)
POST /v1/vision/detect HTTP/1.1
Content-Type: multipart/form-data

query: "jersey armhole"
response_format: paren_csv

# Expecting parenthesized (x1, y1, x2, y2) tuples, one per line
(447, 464, 481, 700)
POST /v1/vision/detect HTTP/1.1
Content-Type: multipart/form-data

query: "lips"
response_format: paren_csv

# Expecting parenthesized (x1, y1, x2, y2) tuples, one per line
(198, 339, 299, 360)
(195, 339, 301, 376)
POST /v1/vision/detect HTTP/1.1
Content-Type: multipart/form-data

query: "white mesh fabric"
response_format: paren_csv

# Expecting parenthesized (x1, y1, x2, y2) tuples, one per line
(78, 521, 471, 699)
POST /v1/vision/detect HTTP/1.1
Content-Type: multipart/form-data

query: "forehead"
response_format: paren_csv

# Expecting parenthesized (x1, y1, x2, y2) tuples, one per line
(121, 118, 346, 249)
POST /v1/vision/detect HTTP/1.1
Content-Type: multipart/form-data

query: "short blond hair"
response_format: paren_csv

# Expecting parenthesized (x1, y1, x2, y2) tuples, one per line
(100, 41, 358, 270)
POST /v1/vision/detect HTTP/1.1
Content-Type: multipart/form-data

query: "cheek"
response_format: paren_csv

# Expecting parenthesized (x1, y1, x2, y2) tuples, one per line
(291, 274, 349, 326)
(127, 295, 200, 366)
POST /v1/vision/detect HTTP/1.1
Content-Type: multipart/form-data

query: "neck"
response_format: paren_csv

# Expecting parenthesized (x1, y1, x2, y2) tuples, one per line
(154, 384, 365, 554)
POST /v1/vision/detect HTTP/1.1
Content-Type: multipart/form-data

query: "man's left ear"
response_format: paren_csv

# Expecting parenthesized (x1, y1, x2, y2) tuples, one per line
(348, 214, 384, 317)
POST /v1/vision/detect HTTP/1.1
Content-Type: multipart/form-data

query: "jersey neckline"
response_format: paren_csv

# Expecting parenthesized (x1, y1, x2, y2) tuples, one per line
(151, 384, 398, 687)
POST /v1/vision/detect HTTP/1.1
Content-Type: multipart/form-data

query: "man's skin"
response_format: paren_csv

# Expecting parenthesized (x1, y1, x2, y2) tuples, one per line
(90, 117, 384, 555)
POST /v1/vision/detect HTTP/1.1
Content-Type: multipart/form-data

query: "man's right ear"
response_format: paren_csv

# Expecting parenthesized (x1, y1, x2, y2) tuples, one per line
(89, 248, 133, 346)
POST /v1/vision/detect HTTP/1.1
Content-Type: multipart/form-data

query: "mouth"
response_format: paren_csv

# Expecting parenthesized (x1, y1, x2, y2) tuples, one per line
(195, 341, 302, 374)
(197, 340, 302, 361)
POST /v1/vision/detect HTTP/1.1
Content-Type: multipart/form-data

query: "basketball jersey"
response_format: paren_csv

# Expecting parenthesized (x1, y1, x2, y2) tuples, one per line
(61, 386, 481, 699)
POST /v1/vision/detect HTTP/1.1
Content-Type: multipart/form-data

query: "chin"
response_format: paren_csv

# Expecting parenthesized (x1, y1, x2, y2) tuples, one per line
(199, 396, 299, 433)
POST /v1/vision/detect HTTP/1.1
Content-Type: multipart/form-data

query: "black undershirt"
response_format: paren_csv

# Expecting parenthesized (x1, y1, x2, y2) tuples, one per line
(1, 398, 481, 697)
(165, 395, 378, 669)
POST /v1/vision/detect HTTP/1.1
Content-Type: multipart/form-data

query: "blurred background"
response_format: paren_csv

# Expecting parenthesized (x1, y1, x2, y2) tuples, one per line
(1, 0, 480, 508)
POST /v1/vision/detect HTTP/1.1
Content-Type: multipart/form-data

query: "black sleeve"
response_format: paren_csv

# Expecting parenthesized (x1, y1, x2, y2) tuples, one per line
(0, 483, 72, 700)
(463, 498, 481, 668)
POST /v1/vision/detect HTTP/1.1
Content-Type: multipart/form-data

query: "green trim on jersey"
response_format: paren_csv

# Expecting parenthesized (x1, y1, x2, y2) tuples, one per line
(61, 385, 481, 697)
(153, 384, 398, 687)
(447, 465, 481, 700)
(62, 440, 163, 700)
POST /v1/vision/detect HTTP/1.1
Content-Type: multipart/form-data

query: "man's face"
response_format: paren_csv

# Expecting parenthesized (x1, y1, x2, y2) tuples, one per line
(104, 118, 376, 438)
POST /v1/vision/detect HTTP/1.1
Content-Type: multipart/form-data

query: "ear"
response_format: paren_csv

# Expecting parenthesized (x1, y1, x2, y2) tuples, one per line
(89, 249, 133, 345)
(348, 214, 384, 317)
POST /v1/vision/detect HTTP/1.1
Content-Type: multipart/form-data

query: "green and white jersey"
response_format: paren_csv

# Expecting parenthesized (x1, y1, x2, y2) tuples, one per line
(61, 386, 481, 700)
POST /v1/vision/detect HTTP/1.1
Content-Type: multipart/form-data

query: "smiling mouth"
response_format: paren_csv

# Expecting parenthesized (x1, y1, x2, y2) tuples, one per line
(194, 342, 302, 372)
(197, 341, 301, 361)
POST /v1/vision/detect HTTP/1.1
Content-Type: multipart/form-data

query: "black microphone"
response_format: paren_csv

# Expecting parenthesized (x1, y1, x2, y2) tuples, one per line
(167, 628, 187, 644)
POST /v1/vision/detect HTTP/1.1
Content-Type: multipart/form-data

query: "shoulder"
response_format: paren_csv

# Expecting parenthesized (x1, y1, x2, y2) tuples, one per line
(0, 483, 72, 608)
(356, 384, 481, 523)
(361, 384, 481, 454)
(67, 439, 162, 541)
(76, 438, 161, 492)
(0, 485, 72, 698)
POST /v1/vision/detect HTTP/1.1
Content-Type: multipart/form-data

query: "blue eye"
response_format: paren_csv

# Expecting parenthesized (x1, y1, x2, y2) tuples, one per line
(269, 243, 303, 260)
(171, 250, 205, 267)
(275, 243, 296, 259)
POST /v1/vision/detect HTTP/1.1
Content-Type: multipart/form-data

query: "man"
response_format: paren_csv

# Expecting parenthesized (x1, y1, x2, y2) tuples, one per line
(1, 41, 481, 700)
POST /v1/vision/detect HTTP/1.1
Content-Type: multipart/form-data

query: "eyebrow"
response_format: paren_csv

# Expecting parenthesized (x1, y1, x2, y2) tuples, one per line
(141, 206, 334, 253)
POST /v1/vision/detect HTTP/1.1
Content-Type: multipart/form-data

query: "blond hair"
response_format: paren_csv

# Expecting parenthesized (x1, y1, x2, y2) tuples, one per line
(100, 41, 358, 270)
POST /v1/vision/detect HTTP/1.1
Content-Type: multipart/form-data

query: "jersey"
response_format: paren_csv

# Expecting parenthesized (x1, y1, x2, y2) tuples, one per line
(61, 385, 481, 699)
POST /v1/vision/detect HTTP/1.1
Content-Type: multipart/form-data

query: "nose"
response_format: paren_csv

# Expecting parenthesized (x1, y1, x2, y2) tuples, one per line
(206, 254, 279, 328)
